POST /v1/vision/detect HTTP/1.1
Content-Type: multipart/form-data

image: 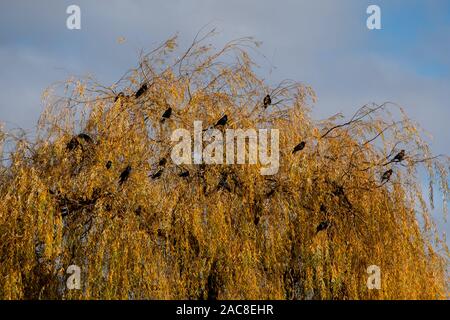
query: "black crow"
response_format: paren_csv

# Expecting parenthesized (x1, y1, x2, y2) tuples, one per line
(119, 165, 132, 185)
(316, 221, 331, 234)
(215, 115, 228, 127)
(77, 133, 93, 144)
(151, 169, 163, 180)
(381, 169, 393, 183)
(393, 150, 405, 162)
(263, 94, 271, 108)
(161, 107, 172, 123)
(114, 92, 124, 102)
(158, 158, 167, 166)
(106, 160, 112, 169)
(179, 170, 190, 178)
(66, 137, 79, 151)
(292, 141, 306, 154)
(135, 83, 148, 98)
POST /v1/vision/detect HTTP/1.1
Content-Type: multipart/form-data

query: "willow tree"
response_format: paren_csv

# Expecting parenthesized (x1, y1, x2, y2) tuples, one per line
(0, 32, 448, 299)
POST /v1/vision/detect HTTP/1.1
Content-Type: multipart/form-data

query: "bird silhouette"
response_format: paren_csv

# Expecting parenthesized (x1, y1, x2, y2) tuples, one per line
(135, 83, 148, 98)
(263, 94, 271, 108)
(381, 169, 393, 183)
(292, 141, 306, 154)
(66, 137, 79, 151)
(158, 158, 167, 166)
(161, 107, 172, 123)
(119, 166, 132, 185)
(316, 221, 331, 234)
(106, 160, 112, 169)
(215, 115, 228, 127)
(151, 169, 163, 180)
(77, 133, 93, 144)
(114, 92, 124, 102)
(384, 150, 406, 166)
(179, 170, 190, 178)
(393, 150, 405, 162)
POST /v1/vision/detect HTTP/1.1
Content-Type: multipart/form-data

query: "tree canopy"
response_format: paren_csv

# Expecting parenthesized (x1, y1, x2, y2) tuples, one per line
(0, 32, 448, 299)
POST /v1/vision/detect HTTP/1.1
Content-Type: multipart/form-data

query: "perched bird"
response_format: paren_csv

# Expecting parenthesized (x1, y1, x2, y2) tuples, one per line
(161, 107, 172, 123)
(135, 83, 148, 98)
(316, 221, 331, 234)
(66, 137, 79, 151)
(114, 92, 124, 102)
(202, 115, 228, 133)
(384, 149, 406, 166)
(292, 141, 306, 154)
(381, 169, 393, 183)
(179, 170, 190, 178)
(392, 149, 406, 163)
(158, 158, 167, 166)
(118, 165, 132, 185)
(215, 115, 228, 127)
(77, 133, 93, 144)
(106, 160, 112, 169)
(263, 94, 271, 108)
(151, 169, 163, 180)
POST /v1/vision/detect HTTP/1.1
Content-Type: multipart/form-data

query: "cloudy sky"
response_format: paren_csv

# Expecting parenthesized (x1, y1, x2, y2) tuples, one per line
(0, 0, 449, 242)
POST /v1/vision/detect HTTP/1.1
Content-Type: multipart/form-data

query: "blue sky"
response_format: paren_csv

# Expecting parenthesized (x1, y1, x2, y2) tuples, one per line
(369, 1, 450, 78)
(0, 0, 449, 244)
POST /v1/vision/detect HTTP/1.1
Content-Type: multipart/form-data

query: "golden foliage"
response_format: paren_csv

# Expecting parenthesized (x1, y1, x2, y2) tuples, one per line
(0, 33, 448, 299)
